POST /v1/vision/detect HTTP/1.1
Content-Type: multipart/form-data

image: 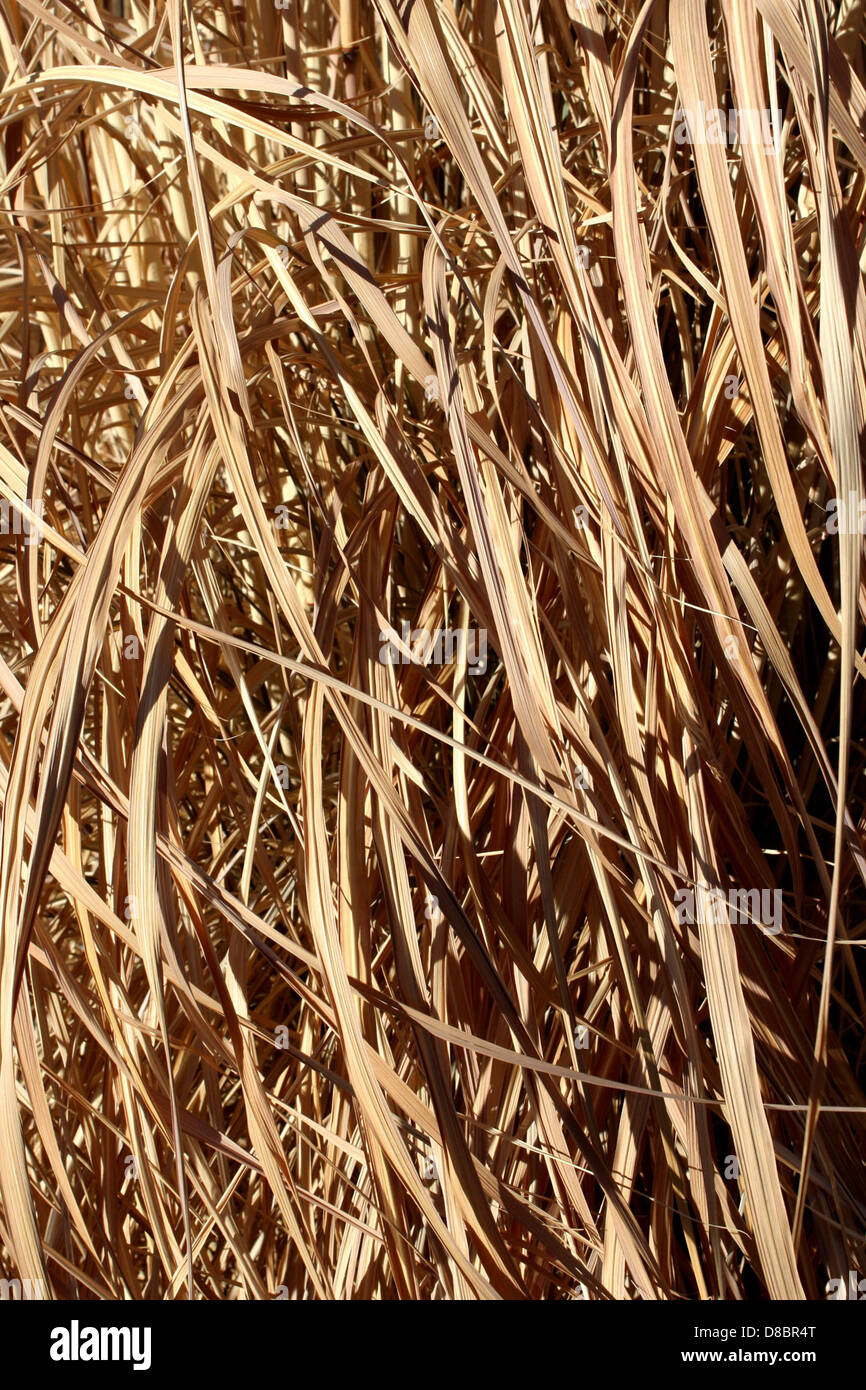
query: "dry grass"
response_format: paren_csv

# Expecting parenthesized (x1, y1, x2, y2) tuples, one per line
(0, 0, 864, 1300)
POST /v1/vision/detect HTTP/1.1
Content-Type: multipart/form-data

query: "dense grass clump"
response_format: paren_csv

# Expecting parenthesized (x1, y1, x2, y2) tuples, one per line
(0, 0, 864, 1300)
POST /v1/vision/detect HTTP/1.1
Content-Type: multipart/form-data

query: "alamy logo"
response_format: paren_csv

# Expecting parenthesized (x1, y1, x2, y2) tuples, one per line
(826, 1270, 866, 1300)
(0, 1277, 44, 1299)
(825, 494, 866, 535)
(674, 103, 774, 149)
(378, 622, 487, 674)
(49, 1320, 152, 1371)
(674, 886, 782, 935)
(0, 498, 44, 545)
